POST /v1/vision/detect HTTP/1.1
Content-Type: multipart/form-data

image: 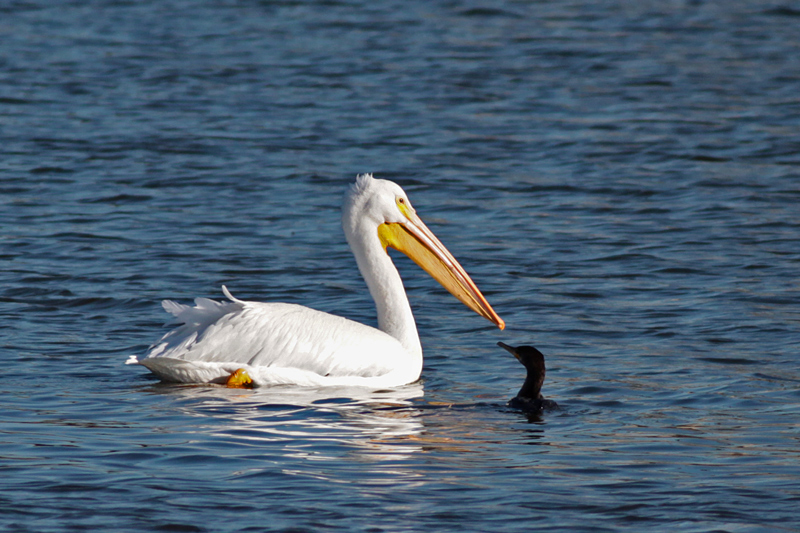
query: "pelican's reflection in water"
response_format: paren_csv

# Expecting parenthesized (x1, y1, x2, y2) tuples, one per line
(142, 382, 427, 468)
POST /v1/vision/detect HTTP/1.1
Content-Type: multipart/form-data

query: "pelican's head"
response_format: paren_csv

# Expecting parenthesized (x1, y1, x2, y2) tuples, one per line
(343, 173, 505, 329)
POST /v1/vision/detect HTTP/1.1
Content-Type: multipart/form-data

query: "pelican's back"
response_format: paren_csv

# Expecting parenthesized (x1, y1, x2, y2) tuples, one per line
(142, 287, 418, 386)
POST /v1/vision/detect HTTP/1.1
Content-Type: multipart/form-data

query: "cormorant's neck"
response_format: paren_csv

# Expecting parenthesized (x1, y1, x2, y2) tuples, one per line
(517, 372, 545, 400)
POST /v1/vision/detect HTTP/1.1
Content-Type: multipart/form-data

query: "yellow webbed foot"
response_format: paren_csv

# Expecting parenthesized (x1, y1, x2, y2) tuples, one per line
(226, 368, 253, 388)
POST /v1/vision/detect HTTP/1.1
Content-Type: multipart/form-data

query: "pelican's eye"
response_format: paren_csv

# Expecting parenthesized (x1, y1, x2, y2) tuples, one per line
(396, 196, 412, 218)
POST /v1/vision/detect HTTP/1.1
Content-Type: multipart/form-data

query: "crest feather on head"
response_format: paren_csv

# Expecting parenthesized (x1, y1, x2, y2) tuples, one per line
(343, 173, 375, 209)
(351, 173, 374, 196)
(342, 173, 377, 230)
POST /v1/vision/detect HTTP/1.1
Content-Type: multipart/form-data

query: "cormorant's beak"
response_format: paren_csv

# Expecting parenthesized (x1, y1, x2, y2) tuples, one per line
(497, 342, 521, 361)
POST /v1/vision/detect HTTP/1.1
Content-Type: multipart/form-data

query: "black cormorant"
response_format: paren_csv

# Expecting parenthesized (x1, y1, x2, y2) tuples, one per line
(498, 342, 559, 412)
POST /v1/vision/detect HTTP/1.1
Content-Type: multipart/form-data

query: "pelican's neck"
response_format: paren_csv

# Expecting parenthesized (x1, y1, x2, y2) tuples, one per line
(344, 217, 422, 361)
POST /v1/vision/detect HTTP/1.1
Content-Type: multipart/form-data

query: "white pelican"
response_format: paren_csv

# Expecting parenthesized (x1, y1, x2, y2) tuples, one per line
(127, 174, 504, 387)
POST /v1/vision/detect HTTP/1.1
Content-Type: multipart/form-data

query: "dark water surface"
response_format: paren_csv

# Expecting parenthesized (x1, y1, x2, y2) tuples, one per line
(2, 1, 800, 531)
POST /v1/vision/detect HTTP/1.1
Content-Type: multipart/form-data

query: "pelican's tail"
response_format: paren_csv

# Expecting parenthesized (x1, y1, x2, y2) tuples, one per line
(159, 286, 243, 327)
(139, 287, 246, 361)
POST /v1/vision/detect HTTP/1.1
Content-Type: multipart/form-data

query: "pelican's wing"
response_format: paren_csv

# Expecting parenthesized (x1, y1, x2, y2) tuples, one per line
(143, 287, 408, 381)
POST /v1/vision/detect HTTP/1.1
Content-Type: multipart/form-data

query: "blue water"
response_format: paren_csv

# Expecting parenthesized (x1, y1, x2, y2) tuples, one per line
(2, 1, 800, 531)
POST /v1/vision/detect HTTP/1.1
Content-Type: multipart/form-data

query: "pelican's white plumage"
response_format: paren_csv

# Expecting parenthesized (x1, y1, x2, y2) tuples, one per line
(129, 174, 504, 387)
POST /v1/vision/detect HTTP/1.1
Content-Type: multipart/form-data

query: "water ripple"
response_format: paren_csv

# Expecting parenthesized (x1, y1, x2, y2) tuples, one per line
(2, 0, 800, 531)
